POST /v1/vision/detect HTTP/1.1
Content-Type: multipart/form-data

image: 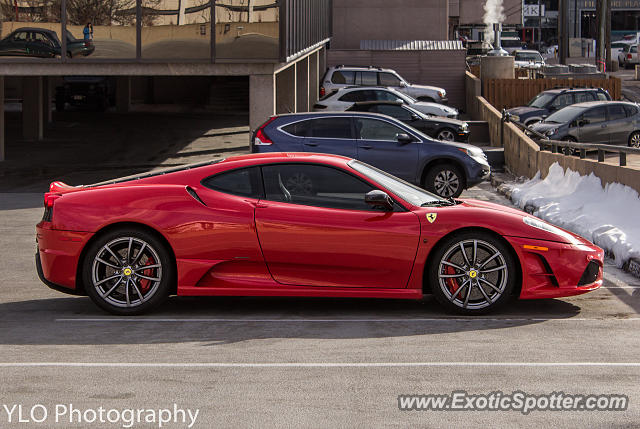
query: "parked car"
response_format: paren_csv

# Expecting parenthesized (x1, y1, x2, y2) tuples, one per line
(507, 87, 612, 126)
(500, 37, 525, 54)
(313, 86, 459, 118)
(0, 27, 94, 58)
(55, 76, 115, 111)
(346, 101, 469, 142)
(513, 50, 545, 69)
(611, 40, 634, 61)
(321, 65, 448, 103)
(37, 153, 604, 315)
(618, 44, 639, 68)
(529, 101, 640, 147)
(251, 112, 489, 197)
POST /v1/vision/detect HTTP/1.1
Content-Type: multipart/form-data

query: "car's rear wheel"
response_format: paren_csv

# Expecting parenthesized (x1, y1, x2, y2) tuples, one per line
(428, 231, 516, 314)
(628, 131, 640, 148)
(436, 128, 456, 141)
(82, 228, 173, 315)
(424, 163, 464, 198)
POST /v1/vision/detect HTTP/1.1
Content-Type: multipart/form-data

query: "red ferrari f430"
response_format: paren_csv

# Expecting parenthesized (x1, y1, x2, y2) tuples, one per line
(36, 153, 603, 315)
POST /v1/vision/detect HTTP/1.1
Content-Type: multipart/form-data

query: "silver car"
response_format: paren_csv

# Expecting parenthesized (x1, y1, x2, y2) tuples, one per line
(313, 86, 459, 118)
(529, 101, 640, 147)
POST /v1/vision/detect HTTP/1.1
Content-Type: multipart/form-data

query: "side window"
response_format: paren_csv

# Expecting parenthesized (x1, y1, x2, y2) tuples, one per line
(356, 118, 407, 141)
(596, 92, 609, 101)
(624, 104, 638, 117)
(357, 71, 378, 86)
(378, 72, 402, 86)
(551, 93, 574, 109)
(262, 164, 377, 211)
(13, 32, 27, 41)
(582, 106, 607, 124)
(632, 46, 638, 53)
(331, 71, 355, 85)
(202, 167, 261, 198)
(339, 91, 365, 102)
(574, 92, 595, 103)
(373, 90, 402, 102)
(282, 120, 310, 137)
(608, 104, 627, 121)
(307, 117, 353, 139)
(374, 105, 412, 121)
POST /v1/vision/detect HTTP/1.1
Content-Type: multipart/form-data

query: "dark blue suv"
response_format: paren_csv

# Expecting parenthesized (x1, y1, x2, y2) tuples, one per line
(251, 112, 490, 198)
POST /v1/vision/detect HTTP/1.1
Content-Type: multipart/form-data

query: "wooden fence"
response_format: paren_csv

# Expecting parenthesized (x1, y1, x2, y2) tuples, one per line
(482, 77, 622, 110)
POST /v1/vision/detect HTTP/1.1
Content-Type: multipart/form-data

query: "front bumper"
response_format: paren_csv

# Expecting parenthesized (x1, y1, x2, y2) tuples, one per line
(505, 236, 604, 299)
(456, 130, 470, 143)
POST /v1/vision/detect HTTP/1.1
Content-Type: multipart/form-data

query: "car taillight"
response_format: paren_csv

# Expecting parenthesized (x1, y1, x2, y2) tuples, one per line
(319, 86, 325, 97)
(43, 193, 61, 222)
(628, 54, 633, 59)
(254, 116, 276, 146)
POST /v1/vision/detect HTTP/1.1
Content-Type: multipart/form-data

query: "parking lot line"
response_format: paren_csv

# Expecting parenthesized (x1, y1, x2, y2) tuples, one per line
(55, 317, 640, 323)
(0, 362, 640, 368)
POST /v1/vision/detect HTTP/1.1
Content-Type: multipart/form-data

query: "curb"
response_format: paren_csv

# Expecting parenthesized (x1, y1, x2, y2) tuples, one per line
(489, 172, 640, 280)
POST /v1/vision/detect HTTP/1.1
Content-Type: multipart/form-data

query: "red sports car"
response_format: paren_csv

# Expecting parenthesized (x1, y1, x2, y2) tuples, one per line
(36, 153, 604, 315)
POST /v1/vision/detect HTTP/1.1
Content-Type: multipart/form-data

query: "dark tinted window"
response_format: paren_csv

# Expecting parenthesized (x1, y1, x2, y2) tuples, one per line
(282, 121, 310, 137)
(13, 32, 27, 41)
(373, 90, 402, 102)
(624, 104, 638, 116)
(331, 71, 355, 84)
(356, 118, 407, 140)
(608, 104, 627, 121)
(574, 92, 595, 103)
(308, 117, 353, 139)
(262, 164, 376, 210)
(339, 90, 367, 102)
(378, 72, 402, 86)
(371, 104, 412, 121)
(202, 167, 261, 198)
(358, 71, 377, 86)
(582, 106, 607, 124)
(551, 93, 574, 109)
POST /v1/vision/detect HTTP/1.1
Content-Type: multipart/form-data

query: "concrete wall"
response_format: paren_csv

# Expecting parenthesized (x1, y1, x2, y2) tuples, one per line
(331, 0, 448, 49)
(326, 49, 467, 110)
(458, 0, 522, 25)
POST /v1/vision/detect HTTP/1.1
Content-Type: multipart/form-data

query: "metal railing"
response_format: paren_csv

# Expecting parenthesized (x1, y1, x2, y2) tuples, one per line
(501, 110, 640, 167)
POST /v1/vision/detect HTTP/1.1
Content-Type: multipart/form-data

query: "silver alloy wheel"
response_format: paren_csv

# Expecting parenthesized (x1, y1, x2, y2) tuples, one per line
(437, 129, 455, 141)
(437, 239, 508, 310)
(91, 237, 163, 308)
(433, 169, 460, 197)
(630, 133, 640, 148)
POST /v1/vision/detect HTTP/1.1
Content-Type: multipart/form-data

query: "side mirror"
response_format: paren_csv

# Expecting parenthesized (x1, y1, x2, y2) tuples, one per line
(410, 114, 420, 121)
(396, 133, 414, 144)
(364, 190, 394, 211)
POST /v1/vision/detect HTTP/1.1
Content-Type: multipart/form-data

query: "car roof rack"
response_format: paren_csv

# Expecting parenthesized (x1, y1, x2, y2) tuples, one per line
(335, 65, 384, 70)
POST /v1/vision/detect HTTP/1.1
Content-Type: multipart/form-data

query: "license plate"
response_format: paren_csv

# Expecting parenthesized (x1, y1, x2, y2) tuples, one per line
(73, 95, 85, 101)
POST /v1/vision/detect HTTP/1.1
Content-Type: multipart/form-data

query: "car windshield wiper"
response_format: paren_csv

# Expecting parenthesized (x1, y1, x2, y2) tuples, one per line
(420, 200, 456, 207)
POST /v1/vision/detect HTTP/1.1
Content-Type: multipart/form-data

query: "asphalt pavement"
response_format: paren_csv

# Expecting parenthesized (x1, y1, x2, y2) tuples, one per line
(1, 180, 639, 428)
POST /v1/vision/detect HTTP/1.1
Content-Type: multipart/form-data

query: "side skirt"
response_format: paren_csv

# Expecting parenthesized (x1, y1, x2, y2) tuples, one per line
(178, 286, 424, 300)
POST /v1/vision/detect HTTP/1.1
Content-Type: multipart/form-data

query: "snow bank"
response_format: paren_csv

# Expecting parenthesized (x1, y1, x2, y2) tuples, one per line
(508, 162, 640, 267)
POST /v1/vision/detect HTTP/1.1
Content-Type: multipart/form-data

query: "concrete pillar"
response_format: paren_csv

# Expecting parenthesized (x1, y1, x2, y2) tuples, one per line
(0, 76, 4, 161)
(318, 46, 326, 81)
(42, 77, 52, 124)
(116, 76, 131, 113)
(309, 51, 319, 106)
(22, 76, 43, 141)
(275, 65, 296, 114)
(296, 56, 309, 113)
(249, 74, 275, 134)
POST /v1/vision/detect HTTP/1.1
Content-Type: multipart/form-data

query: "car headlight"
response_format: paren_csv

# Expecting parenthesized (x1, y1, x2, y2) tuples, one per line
(523, 216, 578, 244)
(545, 129, 557, 136)
(510, 114, 520, 122)
(459, 148, 488, 163)
(438, 90, 446, 98)
(460, 122, 469, 131)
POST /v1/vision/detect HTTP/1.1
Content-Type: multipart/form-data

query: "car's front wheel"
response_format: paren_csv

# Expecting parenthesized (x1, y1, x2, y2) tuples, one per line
(436, 128, 456, 141)
(424, 163, 464, 198)
(428, 231, 516, 314)
(82, 228, 173, 315)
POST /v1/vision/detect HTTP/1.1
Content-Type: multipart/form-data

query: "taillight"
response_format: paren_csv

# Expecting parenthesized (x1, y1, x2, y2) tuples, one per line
(43, 193, 61, 222)
(319, 86, 325, 97)
(628, 54, 632, 60)
(254, 116, 276, 146)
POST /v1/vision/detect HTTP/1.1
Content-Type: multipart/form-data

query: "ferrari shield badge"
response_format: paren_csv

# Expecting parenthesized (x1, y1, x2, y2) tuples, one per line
(426, 213, 437, 223)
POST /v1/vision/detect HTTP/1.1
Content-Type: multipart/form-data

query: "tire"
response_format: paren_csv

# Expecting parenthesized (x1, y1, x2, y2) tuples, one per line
(427, 231, 516, 315)
(66, 51, 72, 59)
(436, 128, 456, 142)
(82, 228, 174, 315)
(424, 163, 465, 198)
(561, 136, 577, 156)
(629, 131, 640, 148)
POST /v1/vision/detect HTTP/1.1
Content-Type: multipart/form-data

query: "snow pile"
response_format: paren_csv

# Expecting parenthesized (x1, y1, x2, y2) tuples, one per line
(509, 162, 640, 267)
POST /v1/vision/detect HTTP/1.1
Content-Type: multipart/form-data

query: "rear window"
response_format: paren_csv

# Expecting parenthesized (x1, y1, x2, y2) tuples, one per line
(573, 92, 595, 103)
(282, 121, 310, 137)
(331, 71, 355, 85)
(608, 104, 627, 121)
(624, 105, 638, 116)
(339, 90, 368, 102)
(202, 167, 261, 198)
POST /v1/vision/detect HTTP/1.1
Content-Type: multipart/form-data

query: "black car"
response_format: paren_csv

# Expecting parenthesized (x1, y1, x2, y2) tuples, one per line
(347, 101, 469, 142)
(507, 87, 611, 126)
(55, 76, 115, 111)
(0, 28, 94, 58)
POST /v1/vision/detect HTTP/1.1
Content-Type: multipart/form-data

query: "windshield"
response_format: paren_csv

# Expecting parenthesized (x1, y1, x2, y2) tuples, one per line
(348, 160, 443, 206)
(544, 105, 585, 124)
(528, 93, 555, 108)
(390, 89, 417, 104)
(515, 52, 542, 62)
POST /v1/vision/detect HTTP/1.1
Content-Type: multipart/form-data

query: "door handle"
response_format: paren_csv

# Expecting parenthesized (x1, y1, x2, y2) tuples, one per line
(359, 145, 372, 150)
(244, 199, 269, 208)
(304, 142, 318, 147)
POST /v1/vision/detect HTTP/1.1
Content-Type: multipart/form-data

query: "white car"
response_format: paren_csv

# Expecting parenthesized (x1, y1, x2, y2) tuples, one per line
(513, 50, 545, 69)
(618, 44, 639, 68)
(611, 40, 633, 61)
(320, 65, 448, 103)
(313, 86, 459, 118)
